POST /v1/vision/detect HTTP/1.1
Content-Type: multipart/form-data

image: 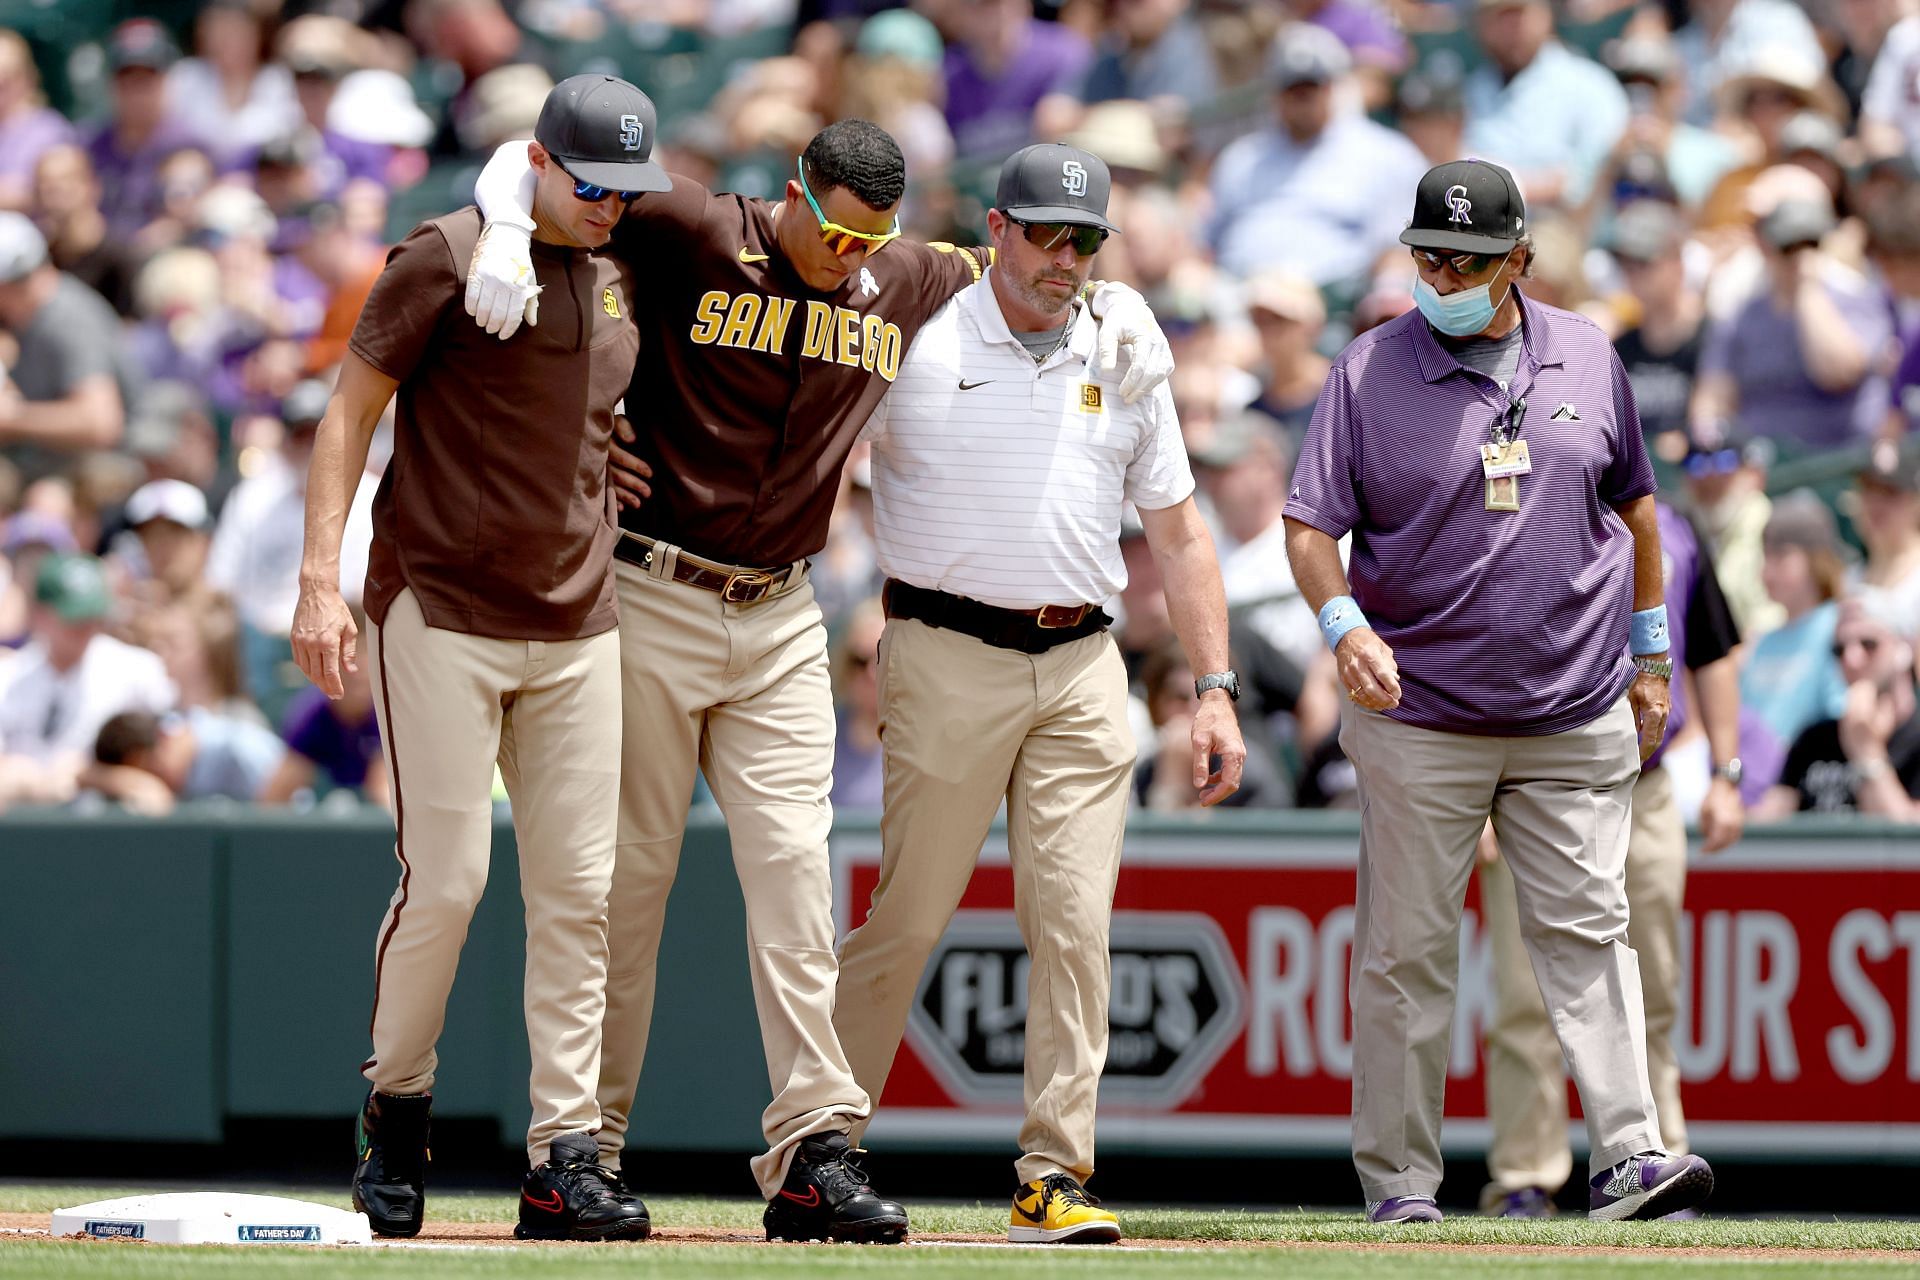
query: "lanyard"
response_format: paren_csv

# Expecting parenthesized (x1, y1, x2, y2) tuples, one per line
(1489, 395, 1527, 449)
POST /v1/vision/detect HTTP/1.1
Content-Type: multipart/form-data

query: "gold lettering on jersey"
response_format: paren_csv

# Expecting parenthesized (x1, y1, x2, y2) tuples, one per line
(688, 290, 728, 344)
(752, 297, 796, 353)
(836, 307, 862, 367)
(692, 291, 905, 381)
(602, 288, 621, 319)
(1080, 383, 1103, 413)
(718, 293, 761, 348)
(802, 300, 834, 359)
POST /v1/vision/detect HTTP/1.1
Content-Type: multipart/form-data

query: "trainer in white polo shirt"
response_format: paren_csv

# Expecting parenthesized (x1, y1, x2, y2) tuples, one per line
(832, 143, 1247, 1247)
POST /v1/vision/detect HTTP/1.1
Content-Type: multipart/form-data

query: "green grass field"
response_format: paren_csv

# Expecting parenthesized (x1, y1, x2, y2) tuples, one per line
(2, 1184, 1916, 1280)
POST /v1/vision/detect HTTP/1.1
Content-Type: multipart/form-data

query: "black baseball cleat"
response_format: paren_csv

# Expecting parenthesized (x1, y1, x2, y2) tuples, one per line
(513, 1133, 651, 1242)
(352, 1090, 431, 1237)
(763, 1132, 909, 1244)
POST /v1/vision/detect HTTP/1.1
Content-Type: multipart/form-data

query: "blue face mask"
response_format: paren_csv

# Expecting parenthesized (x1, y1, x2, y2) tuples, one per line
(1413, 252, 1515, 337)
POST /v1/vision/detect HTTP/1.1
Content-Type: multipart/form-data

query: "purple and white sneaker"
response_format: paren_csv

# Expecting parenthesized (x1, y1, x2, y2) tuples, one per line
(1588, 1152, 1713, 1221)
(1490, 1187, 1555, 1218)
(1366, 1195, 1442, 1224)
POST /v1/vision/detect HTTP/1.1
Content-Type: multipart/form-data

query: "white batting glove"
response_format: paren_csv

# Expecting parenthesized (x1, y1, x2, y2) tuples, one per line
(1090, 281, 1175, 404)
(464, 223, 541, 341)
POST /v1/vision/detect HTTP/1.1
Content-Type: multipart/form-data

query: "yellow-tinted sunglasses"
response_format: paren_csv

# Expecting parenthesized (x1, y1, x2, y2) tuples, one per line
(797, 156, 901, 256)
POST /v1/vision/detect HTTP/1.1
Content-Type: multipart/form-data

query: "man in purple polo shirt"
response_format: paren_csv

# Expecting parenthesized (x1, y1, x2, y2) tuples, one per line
(1282, 158, 1714, 1224)
(1478, 499, 1744, 1218)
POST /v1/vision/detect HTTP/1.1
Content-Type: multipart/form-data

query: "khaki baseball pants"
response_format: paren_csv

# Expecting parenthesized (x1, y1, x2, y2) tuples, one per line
(1479, 762, 1690, 1209)
(834, 618, 1135, 1186)
(361, 588, 622, 1165)
(1341, 694, 1663, 1201)
(595, 552, 866, 1199)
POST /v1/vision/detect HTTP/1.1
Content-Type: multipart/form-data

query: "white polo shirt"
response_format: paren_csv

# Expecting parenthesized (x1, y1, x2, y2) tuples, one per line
(860, 271, 1193, 610)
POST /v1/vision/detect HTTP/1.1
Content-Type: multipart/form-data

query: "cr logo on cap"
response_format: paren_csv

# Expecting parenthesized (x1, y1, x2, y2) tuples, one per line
(619, 113, 643, 152)
(1061, 159, 1088, 198)
(1445, 184, 1472, 225)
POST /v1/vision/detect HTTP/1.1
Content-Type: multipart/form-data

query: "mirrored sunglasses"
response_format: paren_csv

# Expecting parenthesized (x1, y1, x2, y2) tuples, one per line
(1411, 248, 1496, 275)
(1008, 215, 1108, 257)
(559, 162, 638, 204)
(797, 156, 901, 256)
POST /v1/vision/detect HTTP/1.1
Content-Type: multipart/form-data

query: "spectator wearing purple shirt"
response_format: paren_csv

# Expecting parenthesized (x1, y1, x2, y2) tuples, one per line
(0, 31, 78, 212)
(1282, 159, 1712, 1224)
(1691, 194, 1895, 452)
(84, 21, 207, 243)
(943, 0, 1092, 161)
(1477, 500, 1743, 1218)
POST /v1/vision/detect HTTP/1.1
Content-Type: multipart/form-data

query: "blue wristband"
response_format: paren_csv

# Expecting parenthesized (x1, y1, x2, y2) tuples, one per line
(1631, 605, 1669, 656)
(1319, 595, 1369, 652)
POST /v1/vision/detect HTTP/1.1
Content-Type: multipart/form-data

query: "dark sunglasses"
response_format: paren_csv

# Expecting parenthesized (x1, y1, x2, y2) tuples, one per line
(1411, 248, 1497, 275)
(559, 162, 638, 204)
(1684, 448, 1743, 478)
(1008, 215, 1108, 257)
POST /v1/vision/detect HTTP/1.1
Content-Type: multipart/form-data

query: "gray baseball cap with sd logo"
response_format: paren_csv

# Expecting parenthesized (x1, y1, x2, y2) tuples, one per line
(535, 74, 672, 193)
(995, 142, 1121, 233)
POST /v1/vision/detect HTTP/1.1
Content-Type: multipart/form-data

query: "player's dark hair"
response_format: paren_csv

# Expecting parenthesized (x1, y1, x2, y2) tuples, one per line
(96, 710, 162, 765)
(801, 120, 905, 211)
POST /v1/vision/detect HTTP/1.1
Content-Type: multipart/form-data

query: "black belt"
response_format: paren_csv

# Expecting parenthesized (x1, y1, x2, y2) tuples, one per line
(882, 579, 1111, 655)
(614, 533, 801, 605)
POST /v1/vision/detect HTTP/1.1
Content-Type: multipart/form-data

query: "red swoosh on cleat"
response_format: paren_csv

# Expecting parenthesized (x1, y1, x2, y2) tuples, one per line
(523, 1190, 564, 1214)
(779, 1187, 822, 1208)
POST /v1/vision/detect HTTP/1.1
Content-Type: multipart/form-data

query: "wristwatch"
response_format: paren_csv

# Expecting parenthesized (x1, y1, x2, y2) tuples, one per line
(1712, 758, 1743, 786)
(1633, 656, 1673, 680)
(1195, 670, 1242, 702)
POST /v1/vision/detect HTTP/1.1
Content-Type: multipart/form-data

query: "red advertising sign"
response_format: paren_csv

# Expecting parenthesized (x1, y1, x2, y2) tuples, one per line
(832, 831, 1920, 1158)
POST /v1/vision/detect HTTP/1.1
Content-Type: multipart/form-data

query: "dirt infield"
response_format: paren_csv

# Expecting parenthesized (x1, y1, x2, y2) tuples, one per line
(5, 1213, 1915, 1260)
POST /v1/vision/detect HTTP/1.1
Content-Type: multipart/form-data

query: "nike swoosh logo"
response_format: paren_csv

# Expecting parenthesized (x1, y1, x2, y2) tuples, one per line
(523, 1190, 564, 1213)
(739, 248, 770, 263)
(779, 1186, 821, 1208)
(1013, 1198, 1047, 1223)
(958, 379, 993, 390)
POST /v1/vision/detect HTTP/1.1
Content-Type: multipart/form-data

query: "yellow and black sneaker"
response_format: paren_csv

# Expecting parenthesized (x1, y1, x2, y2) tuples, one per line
(1009, 1173, 1121, 1244)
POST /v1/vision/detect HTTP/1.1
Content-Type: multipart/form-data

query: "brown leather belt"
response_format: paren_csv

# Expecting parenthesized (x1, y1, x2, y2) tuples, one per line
(614, 533, 802, 605)
(882, 579, 1111, 655)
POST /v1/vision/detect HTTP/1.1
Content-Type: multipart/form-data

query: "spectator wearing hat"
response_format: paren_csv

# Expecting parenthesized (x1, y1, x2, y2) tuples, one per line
(0, 211, 133, 484)
(1690, 189, 1895, 451)
(1756, 588, 1920, 818)
(1681, 433, 1781, 635)
(1464, 0, 1629, 208)
(840, 10, 955, 185)
(31, 145, 140, 318)
(0, 507, 77, 650)
(1740, 492, 1852, 785)
(1393, 70, 1464, 169)
(206, 378, 375, 703)
(1245, 269, 1332, 440)
(0, 553, 175, 795)
(85, 704, 286, 813)
(166, 0, 301, 165)
(84, 20, 206, 242)
(1861, 7, 1920, 162)
(943, 0, 1093, 161)
(1594, 37, 1739, 214)
(1672, 0, 1820, 127)
(1609, 202, 1705, 456)
(1851, 438, 1920, 636)
(120, 477, 213, 609)
(1207, 24, 1426, 286)
(0, 30, 78, 213)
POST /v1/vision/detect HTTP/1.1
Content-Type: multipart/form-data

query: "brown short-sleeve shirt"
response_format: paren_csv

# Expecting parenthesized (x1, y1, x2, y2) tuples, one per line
(348, 207, 639, 640)
(609, 179, 985, 566)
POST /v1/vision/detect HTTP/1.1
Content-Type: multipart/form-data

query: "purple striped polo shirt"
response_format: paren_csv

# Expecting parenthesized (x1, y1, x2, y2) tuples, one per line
(1285, 291, 1657, 736)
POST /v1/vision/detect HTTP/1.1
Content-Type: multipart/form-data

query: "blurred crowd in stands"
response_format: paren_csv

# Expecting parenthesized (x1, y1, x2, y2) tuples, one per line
(1, 0, 1918, 822)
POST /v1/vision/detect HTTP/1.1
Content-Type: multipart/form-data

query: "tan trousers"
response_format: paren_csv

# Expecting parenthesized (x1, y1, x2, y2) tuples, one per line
(1479, 763, 1689, 1208)
(1341, 694, 1662, 1201)
(595, 552, 865, 1199)
(361, 588, 622, 1165)
(834, 618, 1135, 1185)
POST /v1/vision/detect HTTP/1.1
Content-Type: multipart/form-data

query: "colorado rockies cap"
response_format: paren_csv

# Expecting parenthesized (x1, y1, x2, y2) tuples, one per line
(1400, 157, 1526, 254)
(995, 142, 1120, 233)
(534, 74, 672, 194)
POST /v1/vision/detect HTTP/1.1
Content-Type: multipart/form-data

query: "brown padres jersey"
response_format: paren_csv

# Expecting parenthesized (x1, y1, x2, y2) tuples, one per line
(349, 207, 639, 640)
(609, 177, 986, 566)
